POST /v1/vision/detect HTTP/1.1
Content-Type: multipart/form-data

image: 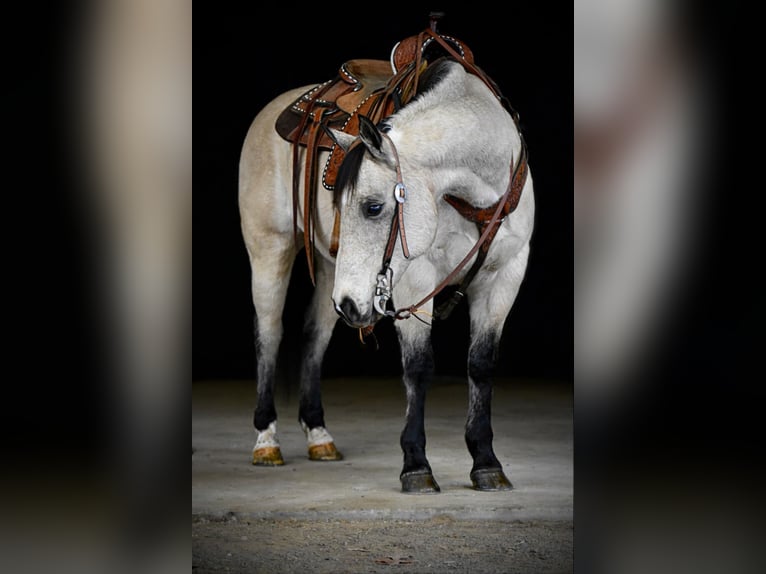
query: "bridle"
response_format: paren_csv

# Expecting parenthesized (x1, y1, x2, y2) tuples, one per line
(372, 131, 410, 317)
(368, 129, 529, 331)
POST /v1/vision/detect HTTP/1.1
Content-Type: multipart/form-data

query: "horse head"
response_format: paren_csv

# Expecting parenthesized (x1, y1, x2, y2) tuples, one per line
(329, 115, 438, 327)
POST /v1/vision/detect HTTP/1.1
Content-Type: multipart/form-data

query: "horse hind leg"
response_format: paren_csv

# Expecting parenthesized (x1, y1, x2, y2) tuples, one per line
(299, 256, 343, 461)
(249, 238, 295, 466)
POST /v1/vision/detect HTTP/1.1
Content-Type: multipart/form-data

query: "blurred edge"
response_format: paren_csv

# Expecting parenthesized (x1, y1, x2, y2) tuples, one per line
(2, 1, 190, 573)
(575, 1, 764, 573)
(80, 0, 192, 572)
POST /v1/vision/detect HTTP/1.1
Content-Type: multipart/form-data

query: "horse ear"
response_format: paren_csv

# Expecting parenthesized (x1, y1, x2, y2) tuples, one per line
(358, 115, 382, 150)
(326, 128, 356, 152)
(357, 115, 395, 164)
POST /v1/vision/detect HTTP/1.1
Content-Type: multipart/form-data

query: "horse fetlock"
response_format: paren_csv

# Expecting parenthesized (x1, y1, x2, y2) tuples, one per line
(252, 421, 284, 466)
(300, 420, 343, 461)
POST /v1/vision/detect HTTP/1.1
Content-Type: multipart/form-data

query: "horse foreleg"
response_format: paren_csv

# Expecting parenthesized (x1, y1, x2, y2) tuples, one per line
(299, 256, 343, 461)
(249, 242, 295, 466)
(465, 261, 526, 490)
(465, 329, 512, 490)
(394, 266, 439, 493)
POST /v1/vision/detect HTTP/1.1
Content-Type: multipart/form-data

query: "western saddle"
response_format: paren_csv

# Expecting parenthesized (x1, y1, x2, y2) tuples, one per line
(274, 14, 526, 302)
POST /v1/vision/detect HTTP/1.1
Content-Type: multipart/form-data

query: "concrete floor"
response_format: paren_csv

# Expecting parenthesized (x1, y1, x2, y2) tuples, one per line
(192, 376, 572, 522)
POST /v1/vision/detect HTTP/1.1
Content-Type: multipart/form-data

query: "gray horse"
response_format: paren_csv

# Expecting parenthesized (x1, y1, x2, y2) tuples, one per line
(239, 54, 534, 492)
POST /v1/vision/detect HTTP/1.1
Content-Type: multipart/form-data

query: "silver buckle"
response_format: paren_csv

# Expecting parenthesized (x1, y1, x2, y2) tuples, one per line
(393, 182, 407, 204)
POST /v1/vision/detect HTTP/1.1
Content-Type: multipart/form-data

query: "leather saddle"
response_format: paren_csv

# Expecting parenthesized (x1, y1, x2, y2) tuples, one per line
(273, 21, 514, 286)
(275, 34, 475, 192)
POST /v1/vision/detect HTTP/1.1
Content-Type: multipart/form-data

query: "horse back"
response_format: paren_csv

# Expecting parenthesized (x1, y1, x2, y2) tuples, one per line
(238, 87, 312, 241)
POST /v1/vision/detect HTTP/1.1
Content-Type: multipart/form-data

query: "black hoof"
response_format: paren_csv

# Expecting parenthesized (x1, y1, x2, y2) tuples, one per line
(400, 470, 441, 493)
(470, 468, 513, 491)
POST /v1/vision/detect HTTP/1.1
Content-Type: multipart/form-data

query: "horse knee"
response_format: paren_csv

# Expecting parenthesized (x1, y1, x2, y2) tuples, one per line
(402, 346, 435, 381)
(468, 338, 497, 382)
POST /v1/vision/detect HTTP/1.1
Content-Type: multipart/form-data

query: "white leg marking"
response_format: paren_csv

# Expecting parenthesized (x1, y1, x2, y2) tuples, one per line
(253, 420, 280, 451)
(300, 420, 335, 447)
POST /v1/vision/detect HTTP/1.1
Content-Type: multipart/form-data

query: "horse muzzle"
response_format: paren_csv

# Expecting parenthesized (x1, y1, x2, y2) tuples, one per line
(333, 296, 379, 328)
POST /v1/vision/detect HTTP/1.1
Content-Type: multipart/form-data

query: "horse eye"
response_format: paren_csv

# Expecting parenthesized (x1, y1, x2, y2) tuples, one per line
(364, 202, 384, 218)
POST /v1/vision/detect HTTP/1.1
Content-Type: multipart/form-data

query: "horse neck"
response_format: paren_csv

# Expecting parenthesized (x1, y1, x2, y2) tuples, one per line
(394, 121, 518, 210)
(392, 71, 519, 203)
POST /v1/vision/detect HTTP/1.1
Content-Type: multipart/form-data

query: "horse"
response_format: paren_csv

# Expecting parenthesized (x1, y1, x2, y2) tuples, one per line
(238, 27, 535, 493)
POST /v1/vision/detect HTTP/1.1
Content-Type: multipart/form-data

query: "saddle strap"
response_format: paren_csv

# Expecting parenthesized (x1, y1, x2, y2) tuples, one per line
(303, 108, 327, 285)
(329, 210, 341, 257)
(291, 80, 334, 257)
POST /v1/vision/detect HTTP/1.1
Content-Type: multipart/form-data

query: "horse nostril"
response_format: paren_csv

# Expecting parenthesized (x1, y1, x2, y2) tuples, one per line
(336, 297, 361, 324)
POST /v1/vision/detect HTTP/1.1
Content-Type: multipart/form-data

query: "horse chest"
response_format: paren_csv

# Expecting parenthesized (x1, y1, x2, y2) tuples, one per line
(430, 213, 522, 284)
(430, 226, 481, 281)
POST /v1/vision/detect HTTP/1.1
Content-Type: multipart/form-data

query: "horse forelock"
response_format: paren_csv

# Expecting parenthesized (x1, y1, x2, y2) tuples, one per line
(333, 143, 365, 209)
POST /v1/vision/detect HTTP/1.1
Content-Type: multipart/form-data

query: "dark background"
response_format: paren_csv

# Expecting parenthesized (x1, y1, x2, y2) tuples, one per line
(195, 7, 572, 383)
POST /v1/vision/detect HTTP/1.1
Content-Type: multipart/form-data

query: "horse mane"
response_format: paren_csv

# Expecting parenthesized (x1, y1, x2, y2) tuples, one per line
(412, 57, 455, 101)
(333, 58, 458, 209)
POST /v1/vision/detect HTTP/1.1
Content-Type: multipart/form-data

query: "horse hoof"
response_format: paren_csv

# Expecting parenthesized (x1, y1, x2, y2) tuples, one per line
(308, 442, 343, 461)
(252, 446, 285, 466)
(401, 470, 441, 493)
(470, 468, 513, 491)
